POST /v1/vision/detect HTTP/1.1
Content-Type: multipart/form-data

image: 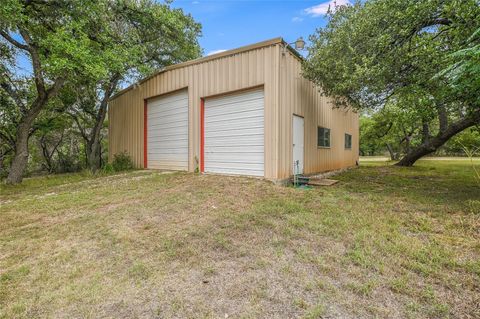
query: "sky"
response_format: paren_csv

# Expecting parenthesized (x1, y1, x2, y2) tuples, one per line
(170, 0, 349, 56)
(12, 0, 350, 76)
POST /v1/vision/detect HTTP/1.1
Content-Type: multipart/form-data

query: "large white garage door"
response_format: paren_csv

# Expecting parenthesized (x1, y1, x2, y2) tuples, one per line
(147, 89, 188, 170)
(204, 89, 264, 176)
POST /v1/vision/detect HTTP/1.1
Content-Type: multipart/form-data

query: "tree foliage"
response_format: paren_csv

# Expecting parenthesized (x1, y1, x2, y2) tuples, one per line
(304, 0, 480, 165)
(360, 112, 479, 159)
(0, 0, 201, 182)
(66, 0, 202, 171)
(359, 105, 423, 160)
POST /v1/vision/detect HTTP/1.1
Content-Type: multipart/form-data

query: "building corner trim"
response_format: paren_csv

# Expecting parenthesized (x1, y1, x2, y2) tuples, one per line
(144, 100, 147, 168)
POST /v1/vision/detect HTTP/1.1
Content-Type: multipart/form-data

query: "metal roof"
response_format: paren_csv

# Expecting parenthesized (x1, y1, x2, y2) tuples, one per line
(110, 37, 302, 101)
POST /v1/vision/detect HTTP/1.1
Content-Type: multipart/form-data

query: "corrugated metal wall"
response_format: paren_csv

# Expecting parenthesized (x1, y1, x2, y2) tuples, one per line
(108, 40, 359, 181)
(277, 48, 359, 179)
(108, 43, 280, 179)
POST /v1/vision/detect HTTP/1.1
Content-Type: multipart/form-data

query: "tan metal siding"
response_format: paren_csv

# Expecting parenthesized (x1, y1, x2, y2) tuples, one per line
(109, 41, 359, 181)
(277, 49, 359, 179)
(108, 44, 280, 179)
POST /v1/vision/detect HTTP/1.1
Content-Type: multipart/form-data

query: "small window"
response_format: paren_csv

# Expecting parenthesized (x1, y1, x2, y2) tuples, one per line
(345, 133, 352, 149)
(318, 127, 331, 148)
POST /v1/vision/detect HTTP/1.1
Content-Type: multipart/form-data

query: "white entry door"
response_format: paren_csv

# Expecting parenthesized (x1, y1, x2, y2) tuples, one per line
(204, 89, 264, 177)
(293, 115, 304, 175)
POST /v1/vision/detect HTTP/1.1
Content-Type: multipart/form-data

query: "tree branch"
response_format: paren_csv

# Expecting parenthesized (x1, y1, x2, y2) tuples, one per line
(422, 121, 430, 144)
(18, 29, 46, 95)
(397, 108, 480, 166)
(0, 130, 16, 147)
(437, 104, 448, 133)
(1, 74, 27, 111)
(375, 121, 393, 138)
(67, 111, 88, 142)
(0, 30, 29, 51)
(46, 76, 66, 99)
(425, 18, 452, 27)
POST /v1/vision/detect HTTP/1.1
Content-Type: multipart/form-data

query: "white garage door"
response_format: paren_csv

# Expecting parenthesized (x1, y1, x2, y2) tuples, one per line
(147, 89, 188, 170)
(204, 89, 264, 176)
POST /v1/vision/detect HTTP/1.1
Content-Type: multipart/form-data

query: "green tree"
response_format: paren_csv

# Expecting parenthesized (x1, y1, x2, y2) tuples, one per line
(0, 0, 201, 183)
(34, 110, 72, 173)
(1, 0, 98, 183)
(303, 0, 480, 166)
(441, 127, 480, 155)
(360, 104, 424, 160)
(66, 2, 201, 172)
(359, 115, 381, 156)
(0, 84, 17, 176)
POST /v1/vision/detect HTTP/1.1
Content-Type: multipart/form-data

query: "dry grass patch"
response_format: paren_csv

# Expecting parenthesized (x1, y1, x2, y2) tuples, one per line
(1, 160, 479, 318)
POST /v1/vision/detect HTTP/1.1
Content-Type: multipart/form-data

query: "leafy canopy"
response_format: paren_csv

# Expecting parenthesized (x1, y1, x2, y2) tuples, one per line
(0, 0, 202, 180)
(303, 0, 480, 113)
(0, 0, 202, 84)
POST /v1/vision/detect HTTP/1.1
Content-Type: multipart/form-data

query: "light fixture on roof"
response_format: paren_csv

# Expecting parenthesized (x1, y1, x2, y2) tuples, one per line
(293, 37, 305, 50)
(283, 36, 306, 56)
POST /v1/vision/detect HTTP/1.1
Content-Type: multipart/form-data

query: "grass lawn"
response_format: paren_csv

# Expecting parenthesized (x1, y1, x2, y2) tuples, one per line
(1, 159, 479, 318)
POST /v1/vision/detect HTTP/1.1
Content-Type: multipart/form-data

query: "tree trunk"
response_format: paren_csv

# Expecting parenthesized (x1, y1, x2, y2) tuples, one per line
(86, 138, 102, 172)
(386, 143, 398, 160)
(0, 152, 5, 177)
(421, 121, 430, 144)
(2, 28, 65, 183)
(396, 110, 480, 166)
(6, 117, 34, 184)
(40, 131, 64, 173)
(5, 78, 64, 184)
(85, 75, 120, 172)
(85, 99, 107, 172)
(438, 104, 448, 133)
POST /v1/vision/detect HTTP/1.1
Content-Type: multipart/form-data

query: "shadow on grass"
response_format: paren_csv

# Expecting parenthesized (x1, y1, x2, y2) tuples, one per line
(336, 160, 480, 213)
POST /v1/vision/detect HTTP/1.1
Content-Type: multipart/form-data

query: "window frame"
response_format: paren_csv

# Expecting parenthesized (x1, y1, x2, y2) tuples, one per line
(317, 126, 331, 148)
(345, 133, 352, 149)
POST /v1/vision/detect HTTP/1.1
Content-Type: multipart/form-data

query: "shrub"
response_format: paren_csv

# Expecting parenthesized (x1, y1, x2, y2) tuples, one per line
(103, 163, 114, 174)
(111, 151, 134, 172)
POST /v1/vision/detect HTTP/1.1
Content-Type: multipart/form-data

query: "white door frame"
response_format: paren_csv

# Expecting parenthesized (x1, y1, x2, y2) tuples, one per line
(292, 114, 305, 175)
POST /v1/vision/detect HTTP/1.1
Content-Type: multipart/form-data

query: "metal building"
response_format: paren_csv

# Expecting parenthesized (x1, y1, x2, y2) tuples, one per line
(108, 38, 359, 181)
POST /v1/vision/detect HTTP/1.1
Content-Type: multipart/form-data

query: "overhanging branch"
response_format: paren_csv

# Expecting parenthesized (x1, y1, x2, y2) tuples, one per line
(0, 30, 29, 51)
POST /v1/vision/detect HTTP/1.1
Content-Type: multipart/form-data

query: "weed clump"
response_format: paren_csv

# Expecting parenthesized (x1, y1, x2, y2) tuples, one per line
(110, 151, 134, 172)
